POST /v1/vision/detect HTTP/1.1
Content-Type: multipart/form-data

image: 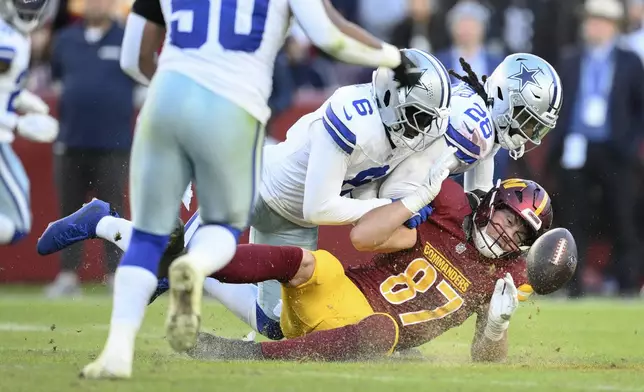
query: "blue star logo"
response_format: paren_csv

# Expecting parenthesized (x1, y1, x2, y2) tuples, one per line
(508, 63, 543, 92)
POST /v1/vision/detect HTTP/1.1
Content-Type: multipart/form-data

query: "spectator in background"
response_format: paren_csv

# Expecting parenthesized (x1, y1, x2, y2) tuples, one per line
(549, 0, 644, 298)
(434, 0, 509, 182)
(45, 0, 138, 298)
(391, 0, 453, 54)
(624, 0, 644, 61)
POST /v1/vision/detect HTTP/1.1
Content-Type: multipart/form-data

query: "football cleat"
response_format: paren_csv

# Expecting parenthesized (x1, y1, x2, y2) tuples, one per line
(165, 255, 204, 352)
(37, 198, 118, 255)
(79, 354, 132, 380)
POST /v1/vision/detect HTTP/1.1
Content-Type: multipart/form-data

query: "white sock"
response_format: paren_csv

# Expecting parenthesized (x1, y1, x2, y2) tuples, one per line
(96, 216, 133, 251)
(0, 214, 16, 244)
(203, 277, 259, 331)
(188, 225, 237, 275)
(101, 265, 157, 364)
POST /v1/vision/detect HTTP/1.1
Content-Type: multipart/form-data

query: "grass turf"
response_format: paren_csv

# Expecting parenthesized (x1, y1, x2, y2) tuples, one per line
(0, 285, 643, 392)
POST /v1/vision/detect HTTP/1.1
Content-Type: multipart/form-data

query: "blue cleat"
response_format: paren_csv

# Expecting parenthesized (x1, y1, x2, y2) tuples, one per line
(37, 198, 119, 255)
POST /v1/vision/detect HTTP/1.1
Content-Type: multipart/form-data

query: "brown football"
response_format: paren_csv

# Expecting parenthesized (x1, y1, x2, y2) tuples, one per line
(526, 227, 578, 295)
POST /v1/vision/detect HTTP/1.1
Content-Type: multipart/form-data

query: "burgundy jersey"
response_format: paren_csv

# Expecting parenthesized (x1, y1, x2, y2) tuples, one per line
(345, 179, 531, 350)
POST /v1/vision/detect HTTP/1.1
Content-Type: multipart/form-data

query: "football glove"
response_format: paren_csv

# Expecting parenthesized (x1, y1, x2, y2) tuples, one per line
(16, 113, 59, 143)
(404, 204, 434, 229)
(401, 146, 457, 213)
(0, 127, 15, 143)
(14, 90, 50, 115)
(484, 273, 519, 341)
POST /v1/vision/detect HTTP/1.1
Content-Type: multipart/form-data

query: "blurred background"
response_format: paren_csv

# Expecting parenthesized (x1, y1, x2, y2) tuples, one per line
(2, 0, 644, 300)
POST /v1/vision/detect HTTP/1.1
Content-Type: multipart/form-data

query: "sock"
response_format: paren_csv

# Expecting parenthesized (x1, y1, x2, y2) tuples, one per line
(102, 265, 158, 364)
(119, 229, 169, 275)
(96, 216, 134, 252)
(98, 230, 168, 362)
(258, 280, 282, 321)
(260, 313, 398, 361)
(0, 214, 16, 245)
(212, 244, 303, 284)
(203, 277, 260, 330)
(187, 224, 239, 276)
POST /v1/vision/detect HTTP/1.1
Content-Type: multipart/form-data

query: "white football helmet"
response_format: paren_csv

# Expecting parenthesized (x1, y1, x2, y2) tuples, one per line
(485, 53, 563, 159)
(0, 0, 52, 34)
(372, 48, 451, 151)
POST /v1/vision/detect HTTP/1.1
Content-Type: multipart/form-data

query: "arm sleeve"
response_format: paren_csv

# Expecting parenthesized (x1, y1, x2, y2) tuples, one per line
(463, 155, 495, 193)
(120, 13, 153, 85)
(302, 121, 391, 225)
(288, 0, 401, 69)
(131, 0, 165, 25)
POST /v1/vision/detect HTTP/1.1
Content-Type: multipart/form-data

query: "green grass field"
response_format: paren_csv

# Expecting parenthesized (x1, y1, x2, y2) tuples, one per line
(1, 286, 643, 392)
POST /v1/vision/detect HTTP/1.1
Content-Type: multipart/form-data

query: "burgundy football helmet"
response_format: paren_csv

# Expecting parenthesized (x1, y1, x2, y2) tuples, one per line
(472, 178, 553, 259)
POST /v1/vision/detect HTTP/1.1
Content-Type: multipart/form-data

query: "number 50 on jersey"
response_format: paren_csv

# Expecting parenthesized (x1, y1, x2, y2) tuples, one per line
(169, 0, 270, 52)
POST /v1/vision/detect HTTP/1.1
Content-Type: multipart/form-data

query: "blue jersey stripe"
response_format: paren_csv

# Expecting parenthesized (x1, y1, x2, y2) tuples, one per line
(445, 124, 481, 156)
(445, 137, 477, 164)
(323, 104, 356, 154)
(0, 46, 15, 62)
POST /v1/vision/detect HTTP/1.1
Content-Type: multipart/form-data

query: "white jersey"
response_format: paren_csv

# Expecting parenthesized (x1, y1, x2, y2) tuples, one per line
(444, 83, 499, 174)
(260, 84, 418, 227)
(157, 0, 291, 124)
(0, 19, 30, 130)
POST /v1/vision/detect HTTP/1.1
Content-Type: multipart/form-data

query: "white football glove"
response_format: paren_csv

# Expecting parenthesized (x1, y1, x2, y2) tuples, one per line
(484, 273, 519, 341)
(13, 90, 50, 115)
(401, 146, 457, 213)
(16, 113, 59, 143)
(0, 127, 15, 143)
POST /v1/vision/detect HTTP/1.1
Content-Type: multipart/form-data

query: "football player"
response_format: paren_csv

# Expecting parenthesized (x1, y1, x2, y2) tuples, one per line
(426, 53, 563, 193)
(38, 48, 454, 339)
(169, 177, 558, 361)
(0, 0, 58, 247)
(70, 0, 431, 379)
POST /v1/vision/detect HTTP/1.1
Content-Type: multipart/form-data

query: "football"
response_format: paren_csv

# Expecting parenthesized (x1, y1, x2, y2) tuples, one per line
(526, 227, 578, 295)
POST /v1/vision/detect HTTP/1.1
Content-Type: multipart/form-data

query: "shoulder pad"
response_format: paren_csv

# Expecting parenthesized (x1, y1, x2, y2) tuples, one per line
(444, 93, 495, 165)
(322, 84, 383, 155)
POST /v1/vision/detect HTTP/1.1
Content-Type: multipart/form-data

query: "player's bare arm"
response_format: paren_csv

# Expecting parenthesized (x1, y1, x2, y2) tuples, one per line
(350, 146, 457, 252)
(471, 304, 509, 362)
(350, 201, 417, 252)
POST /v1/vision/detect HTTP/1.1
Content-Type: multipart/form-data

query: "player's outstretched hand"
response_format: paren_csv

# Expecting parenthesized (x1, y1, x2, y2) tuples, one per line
(484, 273, 519, 341)
(401, 146, 457, 214)
(16, 113, 59, 143)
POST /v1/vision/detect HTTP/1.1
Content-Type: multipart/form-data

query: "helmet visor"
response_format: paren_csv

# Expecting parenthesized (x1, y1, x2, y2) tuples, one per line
(512, 105, 553, 144)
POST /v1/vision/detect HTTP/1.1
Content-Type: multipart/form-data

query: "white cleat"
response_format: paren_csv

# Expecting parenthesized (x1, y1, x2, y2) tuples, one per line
(79, 355, 132, 380)
(166, 255, 204, 352)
